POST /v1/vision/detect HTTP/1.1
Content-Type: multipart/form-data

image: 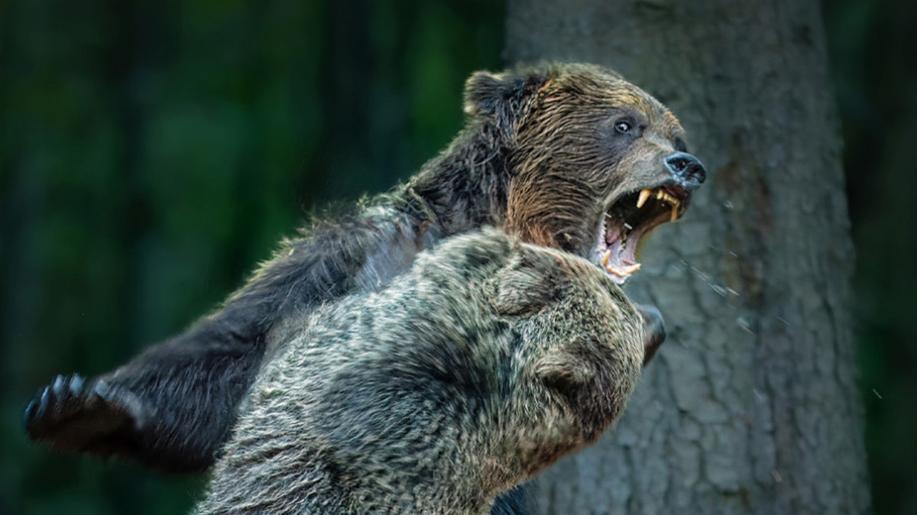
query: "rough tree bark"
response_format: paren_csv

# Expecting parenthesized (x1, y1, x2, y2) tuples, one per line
(506, 1, 871, 513)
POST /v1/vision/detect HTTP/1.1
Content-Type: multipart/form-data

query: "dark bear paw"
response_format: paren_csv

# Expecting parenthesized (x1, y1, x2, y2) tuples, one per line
(23, 374, 146, 456)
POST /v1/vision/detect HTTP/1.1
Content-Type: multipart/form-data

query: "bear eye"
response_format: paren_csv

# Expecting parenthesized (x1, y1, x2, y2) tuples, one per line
(614, 119, 633, 135)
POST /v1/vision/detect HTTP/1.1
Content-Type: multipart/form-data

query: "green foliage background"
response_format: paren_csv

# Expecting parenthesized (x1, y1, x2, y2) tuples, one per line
(825, 1, 917, 513)
(0, 1, 912, 514)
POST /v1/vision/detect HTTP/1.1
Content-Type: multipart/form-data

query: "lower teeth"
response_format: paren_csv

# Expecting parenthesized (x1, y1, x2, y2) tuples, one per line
(601, 249, 641, 279)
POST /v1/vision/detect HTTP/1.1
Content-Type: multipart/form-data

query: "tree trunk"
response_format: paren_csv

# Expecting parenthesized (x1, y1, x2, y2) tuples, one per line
(506, 1, 871, 513)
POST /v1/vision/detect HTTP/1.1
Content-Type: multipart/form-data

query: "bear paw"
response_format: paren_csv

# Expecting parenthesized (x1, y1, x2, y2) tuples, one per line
(23, 374, 146, 457)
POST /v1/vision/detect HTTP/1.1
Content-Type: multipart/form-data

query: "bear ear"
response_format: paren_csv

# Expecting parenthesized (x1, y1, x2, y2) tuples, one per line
(534, 351, 594, 397)
(487, 244, 566, 316)
(463, 68, 550, 120)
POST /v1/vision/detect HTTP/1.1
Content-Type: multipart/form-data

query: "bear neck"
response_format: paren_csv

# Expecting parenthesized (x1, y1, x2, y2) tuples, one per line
(297, 431, 512, 514)
(403, 121, 511, 236)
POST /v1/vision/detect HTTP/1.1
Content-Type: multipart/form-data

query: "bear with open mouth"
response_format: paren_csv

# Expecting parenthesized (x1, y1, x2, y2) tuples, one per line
(196, 229, 647, 515)
(24, 62, 705, 512)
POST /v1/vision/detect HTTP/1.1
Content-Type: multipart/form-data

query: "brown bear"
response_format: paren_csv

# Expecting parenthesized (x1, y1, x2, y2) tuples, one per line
(24, 63, 704, 512)
(195, 229, 646, 515)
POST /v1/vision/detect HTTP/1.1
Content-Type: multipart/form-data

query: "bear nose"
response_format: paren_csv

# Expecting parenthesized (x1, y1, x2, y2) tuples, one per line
(664, 152, 706, 189)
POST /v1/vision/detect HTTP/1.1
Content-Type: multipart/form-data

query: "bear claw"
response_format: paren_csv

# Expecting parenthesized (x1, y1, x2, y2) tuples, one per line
(23, 373, 142, 455)
(24, 374, 88, 433)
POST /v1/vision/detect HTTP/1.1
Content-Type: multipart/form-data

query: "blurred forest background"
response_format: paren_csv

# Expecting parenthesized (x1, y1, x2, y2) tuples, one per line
(0, 0, 913, 514)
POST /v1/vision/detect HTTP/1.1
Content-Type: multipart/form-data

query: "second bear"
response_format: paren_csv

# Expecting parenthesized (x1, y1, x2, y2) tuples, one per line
(196, 229, 645, 515)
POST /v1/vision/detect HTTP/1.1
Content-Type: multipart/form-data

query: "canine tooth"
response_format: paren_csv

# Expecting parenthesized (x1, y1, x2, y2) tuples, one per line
(608, 262, 642, 277)
(601, 249, 611, 267)
(656, 190, 664, 200)
(670, 204, 679, 222)
(637, 189, 652, 208)
(623, 263, 641, 274)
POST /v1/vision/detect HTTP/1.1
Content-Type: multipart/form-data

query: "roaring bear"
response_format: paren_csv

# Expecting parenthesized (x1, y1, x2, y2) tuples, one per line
(24, 62, 704, 510)
(196, 229, 646, 515)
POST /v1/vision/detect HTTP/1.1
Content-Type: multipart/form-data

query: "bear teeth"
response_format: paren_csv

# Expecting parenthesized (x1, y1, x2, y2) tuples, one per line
(601, 249, 642, 279)
(636, 187, 683, 222)
(637, 189, 652, 208)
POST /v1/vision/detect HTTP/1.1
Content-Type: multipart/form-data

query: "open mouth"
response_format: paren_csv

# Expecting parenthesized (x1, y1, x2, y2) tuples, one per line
(593, 183, 691, 284)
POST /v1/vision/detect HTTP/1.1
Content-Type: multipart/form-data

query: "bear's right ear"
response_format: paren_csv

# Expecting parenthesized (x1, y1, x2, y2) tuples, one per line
(534, 350, 594, 399)
(463, 68, 550, 121)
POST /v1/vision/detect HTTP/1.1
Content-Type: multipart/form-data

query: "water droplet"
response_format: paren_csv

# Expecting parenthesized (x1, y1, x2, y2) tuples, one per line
(736, 317, 754, 334)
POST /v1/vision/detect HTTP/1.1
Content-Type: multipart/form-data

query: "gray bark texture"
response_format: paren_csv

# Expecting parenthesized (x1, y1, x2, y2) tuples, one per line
(506, 1, 871, 514)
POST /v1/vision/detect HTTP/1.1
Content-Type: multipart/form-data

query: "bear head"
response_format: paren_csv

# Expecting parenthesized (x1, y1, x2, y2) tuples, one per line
(477, 233, 644, 483)
(464, 63, 706, 285)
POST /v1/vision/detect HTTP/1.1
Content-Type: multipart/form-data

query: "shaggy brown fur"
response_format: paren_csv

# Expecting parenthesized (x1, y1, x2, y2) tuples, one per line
(196, 229, 644, 515)
(495, 66, 688, 252)
(24, 63, 699, 513)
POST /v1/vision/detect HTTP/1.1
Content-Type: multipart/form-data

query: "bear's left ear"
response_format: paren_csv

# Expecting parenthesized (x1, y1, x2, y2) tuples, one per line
(463, 68, 551, 121)
(487, 244, 566, 316)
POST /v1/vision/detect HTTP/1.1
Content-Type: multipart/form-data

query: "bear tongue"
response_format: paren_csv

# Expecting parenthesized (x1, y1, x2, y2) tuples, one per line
(601, 225, 641, 284)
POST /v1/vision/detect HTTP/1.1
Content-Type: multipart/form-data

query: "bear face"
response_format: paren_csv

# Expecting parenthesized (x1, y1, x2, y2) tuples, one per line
(478, 236, 644, 480)
(197, 229, 644, 514)
(409, 229, 645, 455)
(464, 63, 706, 284)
